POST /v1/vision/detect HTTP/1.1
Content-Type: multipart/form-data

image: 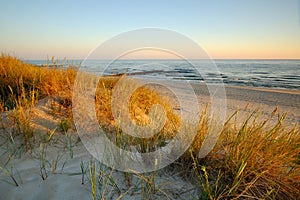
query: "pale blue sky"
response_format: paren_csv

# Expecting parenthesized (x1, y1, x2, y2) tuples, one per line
(0, 0, 299, 59)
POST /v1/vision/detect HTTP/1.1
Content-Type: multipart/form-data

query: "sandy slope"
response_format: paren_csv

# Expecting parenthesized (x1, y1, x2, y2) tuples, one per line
(0, 98, 195, 200)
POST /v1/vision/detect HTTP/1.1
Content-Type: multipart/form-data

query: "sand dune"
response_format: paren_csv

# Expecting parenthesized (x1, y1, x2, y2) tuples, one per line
(0, 85, 299, 199)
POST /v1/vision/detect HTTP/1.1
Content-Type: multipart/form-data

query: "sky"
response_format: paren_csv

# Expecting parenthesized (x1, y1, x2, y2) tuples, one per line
(0, 0, 300, 59)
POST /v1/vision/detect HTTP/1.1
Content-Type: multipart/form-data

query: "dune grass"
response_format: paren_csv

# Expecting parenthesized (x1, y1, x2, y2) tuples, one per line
(0, 54, 76, 110)
(0, 54, 299, 199)
(0, 54, 76, 149)
(95, 75, 181, 153)
(183, 111, 300, 199)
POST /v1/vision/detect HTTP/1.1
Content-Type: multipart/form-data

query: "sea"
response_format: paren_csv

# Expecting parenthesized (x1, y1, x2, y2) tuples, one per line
(26, 59, 300, 91)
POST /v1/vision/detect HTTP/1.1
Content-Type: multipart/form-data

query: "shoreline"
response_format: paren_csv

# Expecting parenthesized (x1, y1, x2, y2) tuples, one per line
(153, 80, 300, 108)
(224, 84, 300, 95)
(148, 79, 300, 126)
(195, 83, 300, 125)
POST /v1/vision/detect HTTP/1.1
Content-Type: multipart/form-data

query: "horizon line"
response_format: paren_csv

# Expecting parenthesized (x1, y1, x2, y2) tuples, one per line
(23, 58, 300, 61)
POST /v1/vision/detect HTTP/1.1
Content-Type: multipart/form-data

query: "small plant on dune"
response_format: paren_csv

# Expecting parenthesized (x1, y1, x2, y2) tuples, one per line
(39, 142, 48, 180)
(36, 128, 59, 180)
(189, 151, 224, 200)
(80, 160, 87, 185)
(64, 133, 74, 159)
(89, 160, 97, 200)
(134, 171, 159, 197)
(98, 165, 122, 199)
(0, 156, 20, 187)
(88, 160, 122, 200)
(6, 83, 36, 149)
(58, 118, 71, 133)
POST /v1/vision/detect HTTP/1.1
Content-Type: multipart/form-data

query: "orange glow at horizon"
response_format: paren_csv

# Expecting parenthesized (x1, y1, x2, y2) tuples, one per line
(206, 46, 300, 59)
(108, 42, 300, 60)
(9, 40, 300, 60)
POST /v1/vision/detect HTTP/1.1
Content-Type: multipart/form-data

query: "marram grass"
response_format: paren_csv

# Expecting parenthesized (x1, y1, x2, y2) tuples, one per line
(0, 54, 299, 199)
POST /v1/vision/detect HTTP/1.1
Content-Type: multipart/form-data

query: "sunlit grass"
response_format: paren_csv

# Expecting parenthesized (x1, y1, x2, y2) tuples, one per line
(0, 54, 299, 199)
(95, 75, 181, 153)
(183, 111, 300, 199)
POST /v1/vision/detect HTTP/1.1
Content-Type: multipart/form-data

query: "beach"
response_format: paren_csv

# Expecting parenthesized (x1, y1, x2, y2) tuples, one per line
(1, 81, 299, 199)
(192, 83, 300, 125)
(150, 80, 300, 127)
(1, 0, 300, 198)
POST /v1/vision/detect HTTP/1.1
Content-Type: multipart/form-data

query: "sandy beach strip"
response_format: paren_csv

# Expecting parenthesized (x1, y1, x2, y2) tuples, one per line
(190, 83, 300, 125)
(150, 80, 300, 126)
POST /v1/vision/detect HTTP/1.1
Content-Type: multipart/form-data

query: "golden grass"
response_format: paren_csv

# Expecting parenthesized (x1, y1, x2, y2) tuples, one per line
(0, 54, 299, 199)
(0, 54, 180, 151)
(0, 54, 77, 147)
(0, 54, 76, 110)
(95, 76, 181, 151)
(186, 111, 300, 199)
